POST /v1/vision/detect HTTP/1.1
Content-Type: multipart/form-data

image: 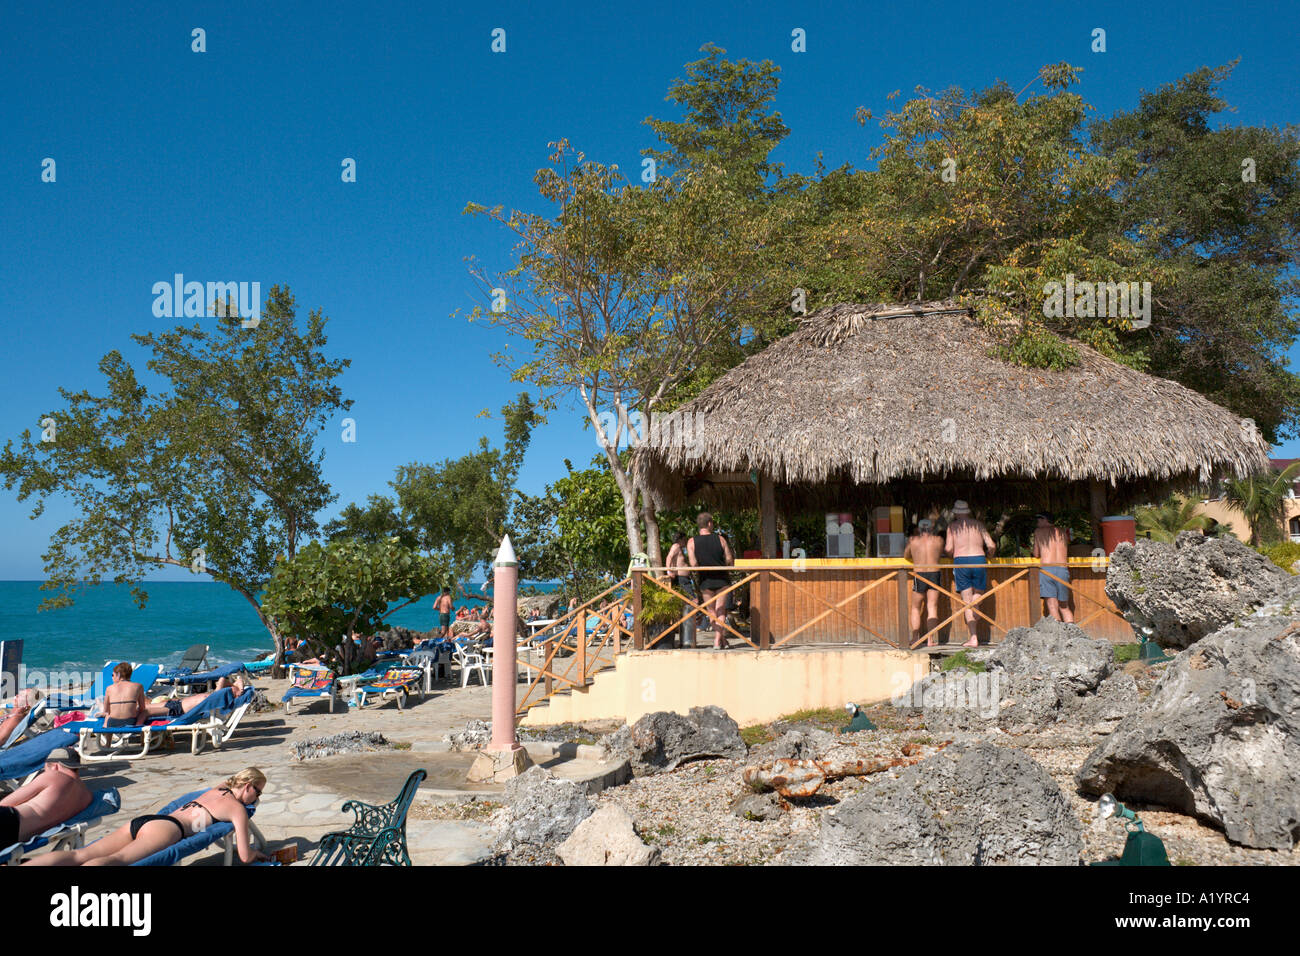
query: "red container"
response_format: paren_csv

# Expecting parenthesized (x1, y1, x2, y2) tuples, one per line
(1101, 516, 1137, 554)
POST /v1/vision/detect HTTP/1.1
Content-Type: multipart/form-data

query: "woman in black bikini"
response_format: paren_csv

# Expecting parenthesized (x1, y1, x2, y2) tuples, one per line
(25, 768, 270, 866)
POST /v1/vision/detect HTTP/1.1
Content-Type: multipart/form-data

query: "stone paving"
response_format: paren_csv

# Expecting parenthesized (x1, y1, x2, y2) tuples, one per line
(59, 675, 502, 865)
(47, 673, 626, 866)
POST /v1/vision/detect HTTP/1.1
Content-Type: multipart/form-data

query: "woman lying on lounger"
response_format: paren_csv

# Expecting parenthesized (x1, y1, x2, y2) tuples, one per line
(137, 673, 250, 722)
(25, 767, 271, 866)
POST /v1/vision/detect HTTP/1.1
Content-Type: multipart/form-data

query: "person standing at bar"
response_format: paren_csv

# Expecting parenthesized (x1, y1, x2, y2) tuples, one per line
(944, 500, 996, 647)
(1032, 512, 1075, 623)
(904, 519, 945, 646)
(687, 513, 734, 650)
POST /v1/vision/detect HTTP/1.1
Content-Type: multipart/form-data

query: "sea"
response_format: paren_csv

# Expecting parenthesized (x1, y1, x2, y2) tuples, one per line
(0, 579, 559, 679)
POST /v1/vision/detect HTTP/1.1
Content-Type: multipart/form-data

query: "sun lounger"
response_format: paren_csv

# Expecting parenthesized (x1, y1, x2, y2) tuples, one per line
(75, 687, 255, 762)
(281, 665, 337, 714)
(82, 787, 264, 867)
(46, 663, 162, 712)
(163, 661, 246, 693)
(155, 644, 210, 685)
(351, 666, 424, 711)
(0, 787, 122, 865)
(1, 697, 49, 749)
(0, 728, 81, 787)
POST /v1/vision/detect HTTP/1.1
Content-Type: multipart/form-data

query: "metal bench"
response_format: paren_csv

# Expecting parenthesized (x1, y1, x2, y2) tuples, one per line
(309, 769, 427, 866)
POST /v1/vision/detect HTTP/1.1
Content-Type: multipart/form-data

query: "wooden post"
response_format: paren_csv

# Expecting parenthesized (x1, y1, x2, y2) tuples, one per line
(1089, 480, 1109, 547)
(897, 567, 911, 649)
(1027, 565, 1040, 625)
(758, 570, 771, 650)
(759, 473, 778, 557)
(633, 570, 644, 650)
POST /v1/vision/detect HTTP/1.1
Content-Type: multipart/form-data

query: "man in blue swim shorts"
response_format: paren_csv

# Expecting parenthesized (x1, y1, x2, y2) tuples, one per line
(1032, 512, 1075, 623)
(944, 500, 996, 647)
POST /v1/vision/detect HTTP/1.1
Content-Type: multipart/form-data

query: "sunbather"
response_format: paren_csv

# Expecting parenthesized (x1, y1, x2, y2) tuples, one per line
(0, 689, 44, 746)
(138, 674, 249, 721)
(0, 748, 91, 847)
(25, 767, 270, 866)
(102, 662, 149, 728)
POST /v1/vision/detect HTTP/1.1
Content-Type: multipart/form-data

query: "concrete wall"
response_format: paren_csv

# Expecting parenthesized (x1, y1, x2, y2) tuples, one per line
(1197, 498, 1300, 543)
(519, 647, 931, 727)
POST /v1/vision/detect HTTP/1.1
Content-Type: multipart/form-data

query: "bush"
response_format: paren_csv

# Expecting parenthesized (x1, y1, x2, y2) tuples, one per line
(1260, 541, 1300, 574)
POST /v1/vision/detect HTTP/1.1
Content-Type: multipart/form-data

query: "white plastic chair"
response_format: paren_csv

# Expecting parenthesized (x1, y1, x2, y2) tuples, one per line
(453, 645, 491, 688)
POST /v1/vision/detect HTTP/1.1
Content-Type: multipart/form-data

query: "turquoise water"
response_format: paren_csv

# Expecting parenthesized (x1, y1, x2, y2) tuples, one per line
(0, 580, 556, 675)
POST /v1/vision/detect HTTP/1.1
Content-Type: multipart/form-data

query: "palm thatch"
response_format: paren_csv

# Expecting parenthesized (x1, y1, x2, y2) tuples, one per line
(643, 302, 1270, 513)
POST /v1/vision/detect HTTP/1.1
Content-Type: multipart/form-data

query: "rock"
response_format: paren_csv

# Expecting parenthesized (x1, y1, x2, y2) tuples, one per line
(446, 720, 491, 752)
(555, 804, 660, 865)
(373, 626, 433, 652)
(499, 765, 594, 848)
(1106, 532, 1300, 649)
(518, 594, 561, 621)
(291, 731, 390, 761)
(1076, 618, 1300, 849)
(730, 790, 782, 821)
(606, 706, 747, 774)
(751, 729, 837, 761)
(897, 618, 1122, 733)
(793, 742, 1083, 865)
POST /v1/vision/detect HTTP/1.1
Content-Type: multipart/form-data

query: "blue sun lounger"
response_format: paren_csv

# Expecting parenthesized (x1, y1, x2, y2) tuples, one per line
(46, 663, 162, 712)
(2, 697, 49, 749)
(76, 687, 255, 762)
(0, 728, 82, 786)
(281, 665, 338, 714)
(163, 662, 247, 693)
(0, 787, 122, 864)
(129, 788, 264, 866)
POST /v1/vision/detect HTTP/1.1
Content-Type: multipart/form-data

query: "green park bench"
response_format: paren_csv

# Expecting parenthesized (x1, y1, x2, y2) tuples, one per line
(309, 769, 427, 866)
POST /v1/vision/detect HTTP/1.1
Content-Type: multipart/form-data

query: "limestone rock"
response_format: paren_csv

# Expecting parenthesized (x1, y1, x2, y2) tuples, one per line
(1105, 533, 1300, 649)
(793, 742, 1082, 865)
(446, 719, 491, 752)
(730, 790, 782, 821)
(556, 804, 660, 866)
(898, 618, 1123, 733)
(1077, 618, 1300, 849)
(605, 705, 747, 774)
(499, 765, 594, 848)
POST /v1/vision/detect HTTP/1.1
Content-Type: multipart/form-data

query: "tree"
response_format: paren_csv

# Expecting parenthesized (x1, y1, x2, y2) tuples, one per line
(1135, 496, 1219, 543)
(328, 392, 541, 586)
(0, 286, 349, 673)
(261, 538, 444, 674)
(1223, 463, 1300, 547)
(466, 48, 792, 566)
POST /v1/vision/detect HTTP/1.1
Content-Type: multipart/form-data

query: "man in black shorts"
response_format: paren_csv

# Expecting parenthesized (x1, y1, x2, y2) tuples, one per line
(904, 518, 945, 646)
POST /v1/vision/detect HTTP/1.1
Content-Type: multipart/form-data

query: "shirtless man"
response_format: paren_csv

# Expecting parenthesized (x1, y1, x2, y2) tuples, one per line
(944, 500, 996, 647)
(101, 662, 148, 728)
(904, 519, 945, 646)
(139, 674, 248, 721)
(0, 748, 92, 847)
(434, 588, 454, 638)
(1033, 512, 1075, 623)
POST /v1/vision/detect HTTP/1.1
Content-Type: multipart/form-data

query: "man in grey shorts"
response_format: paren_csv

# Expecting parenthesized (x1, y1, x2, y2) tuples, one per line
(1032, 512, 1074, 623)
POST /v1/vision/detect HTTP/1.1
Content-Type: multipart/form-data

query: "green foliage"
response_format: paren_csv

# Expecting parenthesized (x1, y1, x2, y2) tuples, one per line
(262, 538, 444, 674)
(1135, 496, 1218, 542)
(638, 585, 684, 626)
(1260, 541, 1300, 574)
(327, 392, 542, 585)
(941, 651, 987, 673)
(0, 286, 349, 666)
(1113, 644, 1140, 664)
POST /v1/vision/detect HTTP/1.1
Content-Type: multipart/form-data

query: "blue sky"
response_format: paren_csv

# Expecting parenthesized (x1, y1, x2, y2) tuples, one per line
(1, 0, 1297, 579)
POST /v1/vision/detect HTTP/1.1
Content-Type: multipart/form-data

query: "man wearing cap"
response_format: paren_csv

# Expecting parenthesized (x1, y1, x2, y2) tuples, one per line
(944, 500, 996, 647)
(1033, 512, 1075, 623)
(904, 519, 945, 646)
(0, 747, 91, 847)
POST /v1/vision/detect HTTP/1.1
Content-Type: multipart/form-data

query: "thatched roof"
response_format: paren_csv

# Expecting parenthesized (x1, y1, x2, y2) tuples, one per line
(643, 302, 1270, 510)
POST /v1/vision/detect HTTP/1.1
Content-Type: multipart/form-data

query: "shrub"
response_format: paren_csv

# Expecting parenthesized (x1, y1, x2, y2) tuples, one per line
(1260, 541, 1300, 574)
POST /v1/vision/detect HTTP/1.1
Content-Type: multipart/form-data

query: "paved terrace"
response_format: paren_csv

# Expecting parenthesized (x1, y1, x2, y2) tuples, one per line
(50, 676, 603, 866)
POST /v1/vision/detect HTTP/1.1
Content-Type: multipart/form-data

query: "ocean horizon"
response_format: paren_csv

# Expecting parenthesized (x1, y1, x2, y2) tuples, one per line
(0, 579, 559, 676)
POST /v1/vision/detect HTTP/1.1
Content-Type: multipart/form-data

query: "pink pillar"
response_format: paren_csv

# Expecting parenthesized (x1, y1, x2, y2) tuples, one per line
(488, 535, 522, 752)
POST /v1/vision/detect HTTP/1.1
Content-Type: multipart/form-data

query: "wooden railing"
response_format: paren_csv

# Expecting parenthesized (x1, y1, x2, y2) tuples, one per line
(513, 561, 1130, 717)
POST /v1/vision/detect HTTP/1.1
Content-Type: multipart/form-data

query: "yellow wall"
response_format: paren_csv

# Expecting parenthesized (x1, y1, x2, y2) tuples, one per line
(1196, 498, 1300, 543)
(519, 647, 931, 727)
